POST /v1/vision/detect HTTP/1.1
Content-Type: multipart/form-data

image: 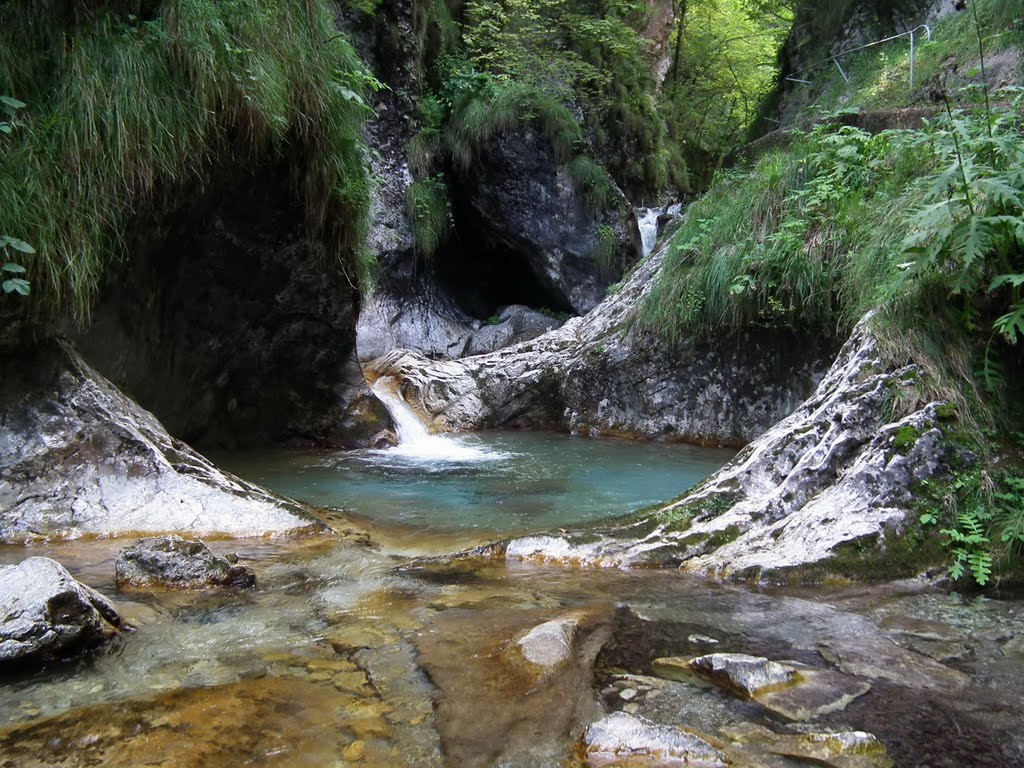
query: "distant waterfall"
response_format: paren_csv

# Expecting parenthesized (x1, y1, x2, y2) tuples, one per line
(369, 377, 503, 462)
(636, 203, 683, 259)
(636, 207, 661, 258)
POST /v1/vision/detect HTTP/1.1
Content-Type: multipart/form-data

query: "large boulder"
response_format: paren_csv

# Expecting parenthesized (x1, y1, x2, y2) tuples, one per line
(0, 557, 123, 665)
(115, 536, 256, 589)
(0, 341, 320, 541)
(75, 165, 385, 450)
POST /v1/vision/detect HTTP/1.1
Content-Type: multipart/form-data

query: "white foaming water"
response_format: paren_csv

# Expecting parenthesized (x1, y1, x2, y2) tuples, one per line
(636, 207, 661, 258)
(369, 377, 506, 463)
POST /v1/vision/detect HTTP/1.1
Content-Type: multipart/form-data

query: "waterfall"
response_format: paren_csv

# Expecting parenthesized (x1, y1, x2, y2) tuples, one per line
(636, 207, 661, 258)
(636, 203, 684, 259)
(369, 377, 503, 463)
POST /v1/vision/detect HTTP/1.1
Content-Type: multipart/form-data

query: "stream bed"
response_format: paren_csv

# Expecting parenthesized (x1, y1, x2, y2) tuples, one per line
(1, 435, 1023, 767)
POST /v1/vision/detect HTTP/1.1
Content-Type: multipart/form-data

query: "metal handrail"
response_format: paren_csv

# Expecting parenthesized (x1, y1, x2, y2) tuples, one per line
(784, 24, 933, 89)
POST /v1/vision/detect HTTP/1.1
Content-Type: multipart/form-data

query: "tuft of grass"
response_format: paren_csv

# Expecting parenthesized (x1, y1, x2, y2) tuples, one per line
(568, 155, 613, 212)
(0, 0, 375, 328)
(406, 175, 452, 259)
(445, 75, 582, 171)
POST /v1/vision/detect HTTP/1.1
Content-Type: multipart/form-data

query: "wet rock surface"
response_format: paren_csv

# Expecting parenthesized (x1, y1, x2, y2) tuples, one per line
(491, 312, 952, 576)
(0, 557, 122, 665)
(0, 549, 1022, 768)
(115, 536, 256, 589)
(582, 711, 727, 766)
(0, 341, 319, 540)
(366, 247, 833, 444)
(684, 652, 796, 696)
(76, 165, 383, 450)
(453, 126, 638, 316)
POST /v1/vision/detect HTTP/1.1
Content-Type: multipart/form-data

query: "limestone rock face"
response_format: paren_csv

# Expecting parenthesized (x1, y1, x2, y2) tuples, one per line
(0, 341, 319, 541)
(115, 536, 256, 588)
(365, 248, 833, 444)
(0, 557, 123, 665)
(455, 127, 639, 316)
(75, 165, 383, 450)
(493, 312, 952, 577)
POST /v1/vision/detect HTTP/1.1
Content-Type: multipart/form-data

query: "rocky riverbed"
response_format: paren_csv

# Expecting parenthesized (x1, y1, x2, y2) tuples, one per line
(0, 536, 1022, 767)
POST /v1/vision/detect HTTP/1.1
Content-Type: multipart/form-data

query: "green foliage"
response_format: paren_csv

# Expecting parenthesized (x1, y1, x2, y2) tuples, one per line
(568, 155, 613, 212)
(406, 175, 453, 259)
(919, 466, 1024, 586)
(424, 0, 694, 198)
(665, 0, 792, 181)
(443, 70, 582, 170)
(1, 97, 31, 297)
(594, 224, 618, 278)
(899, 95, 1024, 349)
(638, 96, 1024, 379)
(0, 0, 377, 325)
(778, 0, 1024, 118)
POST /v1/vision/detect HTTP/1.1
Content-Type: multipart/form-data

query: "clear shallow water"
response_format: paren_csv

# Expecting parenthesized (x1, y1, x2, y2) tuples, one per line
(212, 431, 735, 536)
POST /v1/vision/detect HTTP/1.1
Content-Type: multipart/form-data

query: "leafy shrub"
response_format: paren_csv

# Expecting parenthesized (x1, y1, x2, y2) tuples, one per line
(0, 0, 377, 325)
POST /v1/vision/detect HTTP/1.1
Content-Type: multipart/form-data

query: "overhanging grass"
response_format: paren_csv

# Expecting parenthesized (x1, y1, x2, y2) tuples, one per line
(445, 77, 582, 171)
(0, 0, 375, 326)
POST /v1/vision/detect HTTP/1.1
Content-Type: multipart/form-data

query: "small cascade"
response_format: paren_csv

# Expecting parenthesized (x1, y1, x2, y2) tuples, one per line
(636, 207, 661, 258)
(369, 377, 504, 463)
(636, 203, 685, 259)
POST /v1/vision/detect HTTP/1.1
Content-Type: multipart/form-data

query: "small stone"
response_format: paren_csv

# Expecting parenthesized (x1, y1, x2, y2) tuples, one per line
(333, 671, 373, 696)
(516, 616, 578, 667)
(688, 634, 720, 645)
(688, 653, 796, 696)
(342, 740, 366, 762)
(619, 688, 638, 701)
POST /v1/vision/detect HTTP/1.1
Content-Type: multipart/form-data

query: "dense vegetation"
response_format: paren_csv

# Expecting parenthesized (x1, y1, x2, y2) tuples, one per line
(0, 0, 377, 326)
(397, 0, 792, 258)
(637, 0, 1024, 585)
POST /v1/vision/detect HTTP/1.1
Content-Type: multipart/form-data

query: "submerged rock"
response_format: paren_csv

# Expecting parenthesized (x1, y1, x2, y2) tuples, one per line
(115, 536, 256, 589)
(723, 723, 893, 768)
(516, 615, 580, 668)
(369, 429, 399, 449)
(686, 653, 795, 696)
(0, 557, 123, 665)
(652, 653, 871, 723)
(582, 712, 727, 766)
(0, 341, 320, 541)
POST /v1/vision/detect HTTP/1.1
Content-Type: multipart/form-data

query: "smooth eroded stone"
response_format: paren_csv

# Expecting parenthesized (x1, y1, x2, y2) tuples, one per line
(516, 617, 578, 668)
(583, 712, 727, 767)
(724, 723, 892, 768)
(0, 557, 122, 664)
(755, 666, 871, 722)
(687, 653, 796, 696)
(115, 536, 256, 588)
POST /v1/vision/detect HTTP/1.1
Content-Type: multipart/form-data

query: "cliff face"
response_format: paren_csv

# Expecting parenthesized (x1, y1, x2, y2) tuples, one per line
(76, 165, 385, 451)
(364, 247, 836, 446)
